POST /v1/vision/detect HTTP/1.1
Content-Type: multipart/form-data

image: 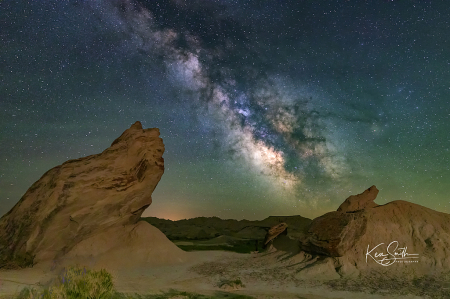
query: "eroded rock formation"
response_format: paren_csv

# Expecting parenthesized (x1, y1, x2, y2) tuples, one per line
(297, 186, 450, 278)
(264, 223, 288, 245)
(337, 185, 379, 213)
(0, 121, 186, 270)
(302, 186, 379, 257)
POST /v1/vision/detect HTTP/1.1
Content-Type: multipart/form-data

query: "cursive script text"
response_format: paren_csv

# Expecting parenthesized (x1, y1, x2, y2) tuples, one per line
(366, 241, 419, 266)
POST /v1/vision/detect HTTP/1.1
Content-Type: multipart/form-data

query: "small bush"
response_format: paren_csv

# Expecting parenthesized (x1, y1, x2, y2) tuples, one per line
(14, 265, 116, 299)
(55, 265, 115, 299)
(218, 277, 245, 289)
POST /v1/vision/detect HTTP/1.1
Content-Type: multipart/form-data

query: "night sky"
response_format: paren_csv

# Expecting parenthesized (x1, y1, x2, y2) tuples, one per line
(1, 0, 449, 221)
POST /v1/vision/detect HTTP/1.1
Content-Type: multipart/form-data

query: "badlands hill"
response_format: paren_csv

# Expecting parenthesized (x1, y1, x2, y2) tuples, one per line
(290, 186, 450, 279)
(142, 215, 311, 241)
(0, 121, 186, 270)
(142, 215, 311, 253)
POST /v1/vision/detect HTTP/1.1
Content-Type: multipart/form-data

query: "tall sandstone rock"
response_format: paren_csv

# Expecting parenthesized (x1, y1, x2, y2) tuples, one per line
(0, 121, 186, 270)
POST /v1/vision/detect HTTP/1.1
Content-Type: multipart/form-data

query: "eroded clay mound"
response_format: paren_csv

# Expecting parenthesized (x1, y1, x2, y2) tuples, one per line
(273, 186, 450, 279)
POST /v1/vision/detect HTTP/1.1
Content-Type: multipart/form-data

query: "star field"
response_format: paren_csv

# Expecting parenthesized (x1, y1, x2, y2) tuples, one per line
(1, 0, 449, 220)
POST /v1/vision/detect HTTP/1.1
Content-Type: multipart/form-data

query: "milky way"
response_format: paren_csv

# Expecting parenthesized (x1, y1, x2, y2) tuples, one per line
(92, 1, 350, 195)
(1, 0, 449, 220)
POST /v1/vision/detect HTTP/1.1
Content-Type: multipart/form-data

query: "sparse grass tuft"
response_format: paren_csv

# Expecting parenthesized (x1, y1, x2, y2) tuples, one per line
(217, 277, 245, 290)
(325, 273, 450, 299)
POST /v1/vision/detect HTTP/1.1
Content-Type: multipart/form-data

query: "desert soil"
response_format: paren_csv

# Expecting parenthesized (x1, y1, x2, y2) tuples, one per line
(0, 250, 432, 299)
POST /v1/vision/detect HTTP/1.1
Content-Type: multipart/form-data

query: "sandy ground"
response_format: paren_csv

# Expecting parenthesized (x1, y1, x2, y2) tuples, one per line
(0, 251, 428, 299)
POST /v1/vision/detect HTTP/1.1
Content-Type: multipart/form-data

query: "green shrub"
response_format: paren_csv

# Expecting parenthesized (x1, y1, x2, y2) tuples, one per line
(14, 265, 116, 299)
(55, 265, 115, 299)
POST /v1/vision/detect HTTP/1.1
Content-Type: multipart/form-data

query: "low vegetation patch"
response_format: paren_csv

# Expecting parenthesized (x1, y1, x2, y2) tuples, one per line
(11, 266, 254, 299)
(14, 265, 115, 299)
(217, 278, 245, 290)
(325, 273, 450, 299)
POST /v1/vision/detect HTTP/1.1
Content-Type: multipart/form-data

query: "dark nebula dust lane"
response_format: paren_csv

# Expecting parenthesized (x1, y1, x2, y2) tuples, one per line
(1, 0, 449, 220)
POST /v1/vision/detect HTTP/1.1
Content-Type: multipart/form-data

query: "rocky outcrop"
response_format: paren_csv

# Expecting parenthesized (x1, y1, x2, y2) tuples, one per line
(302, 211, 367, 257)
(264, 223, 288, 245)
(337, 185, 379, 212)
(297, 186, 450, 278)
(0, 121, 186, 270)
(302, 186, 378, 257)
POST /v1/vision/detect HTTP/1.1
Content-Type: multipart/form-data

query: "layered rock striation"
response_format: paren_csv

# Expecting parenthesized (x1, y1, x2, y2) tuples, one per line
(0, 121, 186, 270)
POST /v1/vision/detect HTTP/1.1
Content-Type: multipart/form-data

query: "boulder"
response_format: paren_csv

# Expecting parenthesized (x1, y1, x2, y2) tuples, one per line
(264, 223, 288, 245)
(337, 185, 379, 213)
(301, 186, 380, 257)
(302, 211, 367, 257)
(0, 121, 186, 270)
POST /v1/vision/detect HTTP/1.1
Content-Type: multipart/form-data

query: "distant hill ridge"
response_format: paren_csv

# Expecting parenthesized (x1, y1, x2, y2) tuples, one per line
(141, 215, 312, 241)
